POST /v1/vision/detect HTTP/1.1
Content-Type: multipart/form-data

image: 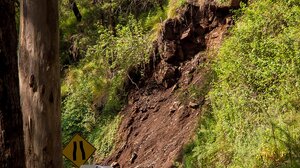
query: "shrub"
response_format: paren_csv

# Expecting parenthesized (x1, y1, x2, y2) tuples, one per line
(61, 17, 152, 167)
(184, 0, 300, 167)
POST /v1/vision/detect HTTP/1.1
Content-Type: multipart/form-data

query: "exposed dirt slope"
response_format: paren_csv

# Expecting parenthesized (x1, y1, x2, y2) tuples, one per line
(101, 1, 237, 167)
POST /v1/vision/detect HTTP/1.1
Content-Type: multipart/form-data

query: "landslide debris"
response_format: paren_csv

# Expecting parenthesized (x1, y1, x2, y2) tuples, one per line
(100, 1, 239, 167)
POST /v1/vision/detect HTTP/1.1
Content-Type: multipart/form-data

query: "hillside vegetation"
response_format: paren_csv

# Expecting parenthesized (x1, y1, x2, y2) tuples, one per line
(183, 0, 300, 167)
(59, 0, 186, 166)
(60, 0, 300, 167)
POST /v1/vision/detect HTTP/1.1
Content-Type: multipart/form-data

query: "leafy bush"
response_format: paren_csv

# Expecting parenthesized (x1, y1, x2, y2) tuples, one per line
(184, 0, 300, 167)
(61, 17, 152, 167)
(59, 0, 174, 166)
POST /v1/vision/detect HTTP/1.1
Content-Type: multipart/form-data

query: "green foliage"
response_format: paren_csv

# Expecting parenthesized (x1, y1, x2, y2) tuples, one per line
(142, 7, 167, 30)
(167, 0, 186, 18)
(216, 0, 231, 5)
(178, 67, 214, 106)
(59, 0, 168, 166)
(59, 0, 101, 66)
(141, 4, 168, 40)
(61, 17, 152, 167)
(88, 114, 122, 160)
(184, 0, 300, 167)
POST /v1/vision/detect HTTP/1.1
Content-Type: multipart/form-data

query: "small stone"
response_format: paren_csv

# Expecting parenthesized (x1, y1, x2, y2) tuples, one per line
(154, 106, 160, 112)
(171, 83, 179, 93)
(111, 161, 120, 168)
(178, 105, 185, 112)
(188, 67, 196, 74)
(148, 105, 155, 109)
(126, 117, 134, 128)
(170, 101, 180, 114)
(141, 114, 149, 121)
(154, 62, 180, 88)
(134, 106, 139, 113)
(187, 76, 193, 84)
(181, 27, 191, 40)
(189, 102, 199, 109)
(158, 98, 166, 102)
(140, 106, 147, 113)
(169, 106, 176, 114)
(130, 152, 138, 164)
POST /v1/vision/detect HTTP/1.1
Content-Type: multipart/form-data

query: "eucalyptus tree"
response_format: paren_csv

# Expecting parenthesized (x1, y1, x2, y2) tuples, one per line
(19, 0, 63, 167)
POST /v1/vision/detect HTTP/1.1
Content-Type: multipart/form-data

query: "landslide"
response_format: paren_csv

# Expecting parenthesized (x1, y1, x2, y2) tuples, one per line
(100, 1, 238, 167)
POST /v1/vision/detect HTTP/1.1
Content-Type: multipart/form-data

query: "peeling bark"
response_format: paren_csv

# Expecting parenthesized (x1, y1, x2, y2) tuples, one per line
(19, 0, 62, 167)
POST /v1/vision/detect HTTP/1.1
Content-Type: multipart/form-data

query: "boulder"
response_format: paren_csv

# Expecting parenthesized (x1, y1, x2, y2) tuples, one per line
(154, 62, 180, 88)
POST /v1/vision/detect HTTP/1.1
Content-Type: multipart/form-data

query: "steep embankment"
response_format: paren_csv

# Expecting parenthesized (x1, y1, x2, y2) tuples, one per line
(101, 1, 238, 167)
(183, 1, 300, 167)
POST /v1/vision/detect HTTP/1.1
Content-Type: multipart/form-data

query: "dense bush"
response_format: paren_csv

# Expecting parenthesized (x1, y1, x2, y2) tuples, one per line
(59, 0, 196, 167)
(184, 0, 300, 167)
(61, 17, 152, 167)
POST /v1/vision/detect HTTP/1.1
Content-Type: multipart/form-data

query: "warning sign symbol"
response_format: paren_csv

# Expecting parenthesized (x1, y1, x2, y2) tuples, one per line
(63, 133, 96, 167)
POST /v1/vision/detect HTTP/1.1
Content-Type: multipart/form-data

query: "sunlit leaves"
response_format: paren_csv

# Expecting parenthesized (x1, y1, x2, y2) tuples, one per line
(185, 0, 300, 167)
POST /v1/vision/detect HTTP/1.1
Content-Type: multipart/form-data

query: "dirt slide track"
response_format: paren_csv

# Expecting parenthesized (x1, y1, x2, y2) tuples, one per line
(101, 1, 238, 167)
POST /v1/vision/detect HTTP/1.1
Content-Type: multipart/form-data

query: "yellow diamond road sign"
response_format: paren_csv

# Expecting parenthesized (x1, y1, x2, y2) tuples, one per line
(63, 133, 96, 167)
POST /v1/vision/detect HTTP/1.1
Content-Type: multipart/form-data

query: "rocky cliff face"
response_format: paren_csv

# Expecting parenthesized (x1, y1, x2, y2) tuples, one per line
(154, 2, 235, 89)
(101, 1, 240, 167)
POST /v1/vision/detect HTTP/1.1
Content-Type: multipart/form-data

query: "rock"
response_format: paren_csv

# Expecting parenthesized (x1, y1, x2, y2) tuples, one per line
(130, 152, 138, 164)
(178, 105, 185, 113)
(154, 105, 160, 112)
(189, 102, 199, 109)
(211, 31, 219, 39)
(140, 106, 147, 113)
(169, 106, 176, 114)
(158, 18, 185, 64)
(171, 83, 179, 93)
(188, 67, 196, 74)
(154, 62, 180, 88)
(181, 27, 191, 40)
(141, 114, 149, 121)
(158, 97, 166, 102)
(183, 73, 193, 85)
(133, 106, 139, 113)
(170, 101, 180, 114)
(179, 110, 191, 121)
(111, 161, 120, 168)
(159, 40, 177, 63)
(148, 104, 155, 109)
(187, 75, 193, 84)
(226, 16, 234, 25)
(161, 19, 180, 41)
(126, 117, 134, 128)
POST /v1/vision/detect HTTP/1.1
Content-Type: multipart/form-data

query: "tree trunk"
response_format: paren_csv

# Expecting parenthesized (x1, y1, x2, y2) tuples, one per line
(19, 0, 63, 167)
(70, 1, 82, 22)
(0, 1, 26, 167)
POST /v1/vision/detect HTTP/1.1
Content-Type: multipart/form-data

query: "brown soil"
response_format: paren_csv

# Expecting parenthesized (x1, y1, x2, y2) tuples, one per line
(100, 1, 237, 167)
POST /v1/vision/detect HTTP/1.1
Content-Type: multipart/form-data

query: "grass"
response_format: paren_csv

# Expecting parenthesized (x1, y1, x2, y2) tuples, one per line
(60, 9, 153, 167)
(182, 0, 300, 167)
(167, 0, 186, 18)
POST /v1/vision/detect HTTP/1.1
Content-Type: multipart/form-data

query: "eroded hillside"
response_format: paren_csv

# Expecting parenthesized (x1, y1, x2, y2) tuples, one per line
(60, 0, 300, 167)
(100, 1, 238, 167)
